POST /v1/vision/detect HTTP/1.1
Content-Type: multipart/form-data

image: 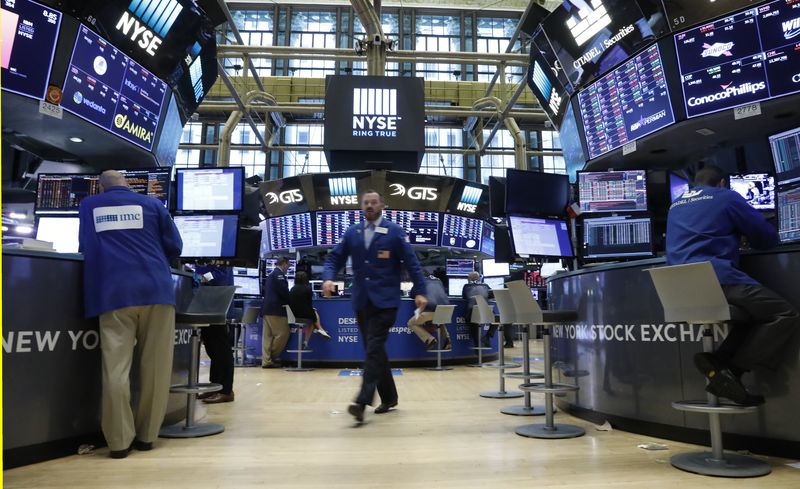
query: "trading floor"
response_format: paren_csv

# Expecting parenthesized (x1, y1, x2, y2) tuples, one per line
(4, 341, 798, 489)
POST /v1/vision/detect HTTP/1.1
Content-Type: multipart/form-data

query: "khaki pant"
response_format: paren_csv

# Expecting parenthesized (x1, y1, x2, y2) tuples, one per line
(99, 304, 175, 451)
(408, 311, 451, 344)
(262, 315, 290, 366)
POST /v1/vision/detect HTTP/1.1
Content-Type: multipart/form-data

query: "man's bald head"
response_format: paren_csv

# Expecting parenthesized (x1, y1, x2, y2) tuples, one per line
(98, 170, 128, 192)
(468, 271, 480, 282)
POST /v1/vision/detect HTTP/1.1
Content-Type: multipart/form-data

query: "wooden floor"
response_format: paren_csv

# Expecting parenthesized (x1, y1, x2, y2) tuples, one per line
(4, 342, 799, 488)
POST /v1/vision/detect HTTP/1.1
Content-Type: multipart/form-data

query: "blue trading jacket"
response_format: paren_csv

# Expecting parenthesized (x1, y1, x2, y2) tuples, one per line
(323, 216, 427, 311)
(666, 185, 779, 285)
(78, 186, 183, 318)
(261, 267, 290, 316)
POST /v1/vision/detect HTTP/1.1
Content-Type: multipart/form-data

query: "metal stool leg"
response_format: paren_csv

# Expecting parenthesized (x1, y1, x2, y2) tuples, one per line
(425, 325, 453, 371)
(502, 325, 544, 416)
(481, 325, 522, 398)
(286, 325, 313, 372)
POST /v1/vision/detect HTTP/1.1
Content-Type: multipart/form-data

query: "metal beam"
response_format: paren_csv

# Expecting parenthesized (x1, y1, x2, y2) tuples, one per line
(481, 77, 531, 151)
(216, 0, 266, 94)
(178, 143, 561, 156)
(216, 60, 268, 149)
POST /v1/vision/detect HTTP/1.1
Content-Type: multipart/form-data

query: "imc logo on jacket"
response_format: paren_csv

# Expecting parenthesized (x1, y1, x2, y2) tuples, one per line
(93, 205, 144, 232)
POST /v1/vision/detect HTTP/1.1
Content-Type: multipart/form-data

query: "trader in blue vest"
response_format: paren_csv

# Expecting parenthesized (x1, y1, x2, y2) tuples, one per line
(666, 165, 798, 406)
(323, 189, 428, 423)
(78, 170, 182, 458)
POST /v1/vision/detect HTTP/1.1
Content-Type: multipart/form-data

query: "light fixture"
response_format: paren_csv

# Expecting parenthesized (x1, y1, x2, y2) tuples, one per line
(15, 225, 34, 235)
(1, 225, 8, 232)
(69, 137, 84, 143)
(9, 212, 27, 219)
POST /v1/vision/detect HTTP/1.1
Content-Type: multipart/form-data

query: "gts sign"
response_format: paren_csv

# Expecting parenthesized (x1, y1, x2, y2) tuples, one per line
(265, 189, 304, 205)
(389, 183, 438, 201)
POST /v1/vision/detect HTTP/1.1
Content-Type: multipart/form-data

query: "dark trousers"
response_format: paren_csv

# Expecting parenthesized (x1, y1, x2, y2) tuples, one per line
(201, 324, 234, 394)
(718, 283, 799, 371)
(355, 303, 398, 406)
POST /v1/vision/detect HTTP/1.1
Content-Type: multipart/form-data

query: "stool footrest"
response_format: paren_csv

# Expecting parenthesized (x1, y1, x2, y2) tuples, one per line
(671, 400, 759, 414)
(519, 382, 578, 394)
(504, 372, 544, 379)
(469, 346, 494, 351)
(169, 383, 222, 395)
(483, 362, 521, 369)
(427, 349, 453, 353)
(286, 349, 312, 353)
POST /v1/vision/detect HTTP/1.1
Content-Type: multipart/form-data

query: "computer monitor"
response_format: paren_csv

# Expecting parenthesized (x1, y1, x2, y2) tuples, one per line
(233, 267, 259, 277)
(35, 216, 80, 253)
(120, 168, 171, 207)
(382, 210, 439, 245)
(582, 215, 653, 259)
(777, 183, 800, 243)
(484, 276, 505, 290)
(233, 275, 260, 296)
(729, 173, 775, 211)
(578, 170, 648, 213)
(174, 215, 239, 258)
(176, 168, 244, 211)
(480, 222, 495, 256)
(508, 215, 573, 258)
(770, 126, 800, 185)
(482, 259, 510, 277)
(505, 169, 569, 218)
(35, 173, 100, 214)
(440, 214, 483, 251)
(264, 258, 297, 278)
(446, 259, 474, 277)
(448, 277, 469, 296)
(669, 172, 690, 203)
(267, 213, 314, 250)
(539, 263, 564, 278)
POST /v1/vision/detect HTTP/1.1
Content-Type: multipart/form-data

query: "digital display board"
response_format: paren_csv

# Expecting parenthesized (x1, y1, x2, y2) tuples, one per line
(1, 0, 61, 100)
(267, 213, 314, 251)
(578, 170, 648, 213)
(440, 214, 483, 251)
(770, 126, 800, 184)
(778, 183, 800, 243)
(446, 259, 475, 277)
(382, 210, 439, 245)
(36, 169, 170, 213)
(582, 214, 653, 259)
(174, 214, 239, 258)
(176, 167, 244, 211)
(509, 215, 574, 258)
(729, 173, 775, 210)
(316, 210, 364, 246)
(662, 0, 760, 32)
(675, 1, 800, 118)
(577, 43, 675, 160)
(61, 25, 167, 151)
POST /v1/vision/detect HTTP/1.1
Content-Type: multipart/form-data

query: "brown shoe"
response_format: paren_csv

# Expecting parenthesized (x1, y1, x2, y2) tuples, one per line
(197, 391, 216, 400)
(203, 392, 235, 404)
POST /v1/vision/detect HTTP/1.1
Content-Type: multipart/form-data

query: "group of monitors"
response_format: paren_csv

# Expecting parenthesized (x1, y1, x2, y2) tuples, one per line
(263, 210, 496, 255)
(444, 258, 511, 296)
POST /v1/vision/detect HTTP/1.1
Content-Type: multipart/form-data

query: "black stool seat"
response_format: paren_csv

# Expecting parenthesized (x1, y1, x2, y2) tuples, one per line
(541, 310, 579, 323)
(176, 312, 227, 325)
(672, 400, 759, 415)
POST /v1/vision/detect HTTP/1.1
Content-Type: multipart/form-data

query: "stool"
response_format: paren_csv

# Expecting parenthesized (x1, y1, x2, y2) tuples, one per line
(285, 305, 313, 372)
(235, 307, 261, 366)
(425, 305, 456, 371)
(648, 262, 771, 478)
(467, 297, 494, 368)
(228, 307, 244, 366)
(160, 286, 236, 438)
(480, 289, 523, 399)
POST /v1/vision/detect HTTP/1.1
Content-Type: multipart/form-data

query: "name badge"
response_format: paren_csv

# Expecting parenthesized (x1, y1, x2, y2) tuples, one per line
(375, 226, 388, 234)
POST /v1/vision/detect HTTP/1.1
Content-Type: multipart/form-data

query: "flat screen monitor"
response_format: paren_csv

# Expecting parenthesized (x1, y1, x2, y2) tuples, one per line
(778, 183, 800, 243)
(177, 168, 244, 211)
(448, 278, 469, 297)
(446, 259, 474, 277)
(482, 259, 510, 277)
(539, 262, 564, 278)
(61, 25, 168, 151)
(509, 215, 574, 258)
(36, 173, 100, 214)
(669, 172, 690, 203)
(480, 222, 495, 256)
(440, 214, 483, 251)
(582, 214, 653, 259)
(267, 213, 314, 251)
(234, 267, 259, 277)
(35, 217, 80, 253)
(578, 170, 648, 213)
(505, 169, 569, 218)
(489, 176, 506, 218)
(729, 173, 775, 210)
(233, 275, 260, 296)
(382, 210, 439, 245)
(770, 126, 800, 185)
(484, 276, 505, 290)
(674, 2, 800, 119)
(577, 43, 675, 160)
(316, 210, 363, 246)
(120, 168, 170, 207)
(264, 258, 297, 278)
(1, 0, 61, 100)
(174, 214, 239, 258)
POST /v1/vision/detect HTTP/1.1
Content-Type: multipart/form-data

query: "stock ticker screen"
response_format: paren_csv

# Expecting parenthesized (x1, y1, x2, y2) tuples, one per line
(577, 44, 675, 160)
(382, 210, 439, 245)
(36, 170, 169, 213)
(578, 170, 648, 213)
(316, 210, 364, 246)
(582, 214, 653, 259)
(440, 214, 483, 251)
(778, 183, 800, 243)
(267, 213, 314, 251)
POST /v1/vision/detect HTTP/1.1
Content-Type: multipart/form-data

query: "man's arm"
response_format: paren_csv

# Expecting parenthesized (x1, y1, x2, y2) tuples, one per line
(726, 192, 779, 249)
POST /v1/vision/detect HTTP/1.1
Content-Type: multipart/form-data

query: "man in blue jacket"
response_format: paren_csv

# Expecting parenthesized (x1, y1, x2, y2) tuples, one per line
(407, 275, 451, 351)
(667, 165, 798, 405)
(323, 189, 428, 422)
(78, 170, 182, 458)
(261, 257, 291, 368)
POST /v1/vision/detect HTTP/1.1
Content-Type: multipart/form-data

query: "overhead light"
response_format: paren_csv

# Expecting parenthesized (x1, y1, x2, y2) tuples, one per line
(9, 212, 27, 219)
(1, 225, 8, 232)
(15, 225, 34, 235)
(69, 137, 84, 143)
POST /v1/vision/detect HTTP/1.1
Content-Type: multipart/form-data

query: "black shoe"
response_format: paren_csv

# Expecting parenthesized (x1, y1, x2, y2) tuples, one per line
(705, 383, 765, 406)
(348, 403, 365, 422)
(425, 338, 438, 351)
(694, 352, 749, 404)
(134, 440, 153, 451)
(109, 443, 133, 459)
(481, 335, 491, 348)
(374, 401, 398, 414)
(442, 339, 452, 351)
(504, 341, 514, 348)
(262, 361, 282, 369)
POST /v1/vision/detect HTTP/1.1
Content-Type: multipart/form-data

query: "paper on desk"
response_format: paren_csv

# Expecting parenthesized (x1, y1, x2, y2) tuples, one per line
(414, 307, 422, 320)
(203, 272, 214, 281)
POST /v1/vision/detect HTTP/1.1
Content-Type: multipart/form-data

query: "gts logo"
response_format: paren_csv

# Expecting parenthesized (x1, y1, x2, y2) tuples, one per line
(265, 189, 303, 204)
(388, 184, 438, 201)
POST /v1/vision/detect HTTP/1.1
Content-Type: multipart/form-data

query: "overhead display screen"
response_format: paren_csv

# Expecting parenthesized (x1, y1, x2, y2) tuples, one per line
(675, 1, 800, 118)
(578, 43, 675, 160)
(382, 210, 439, 245)
(61, 25, 167, 151)
(316, 210, 364, 246)
(578, 170, 648, 213)
(176, 168, 244, 211)
(661, 0, 761, 32)
(543, 0, 669, 89)
(440, 214, 483, 251)
(1, 0, 61, 100)
(267, 213, 314, 251)
(175, 214, 239, 258)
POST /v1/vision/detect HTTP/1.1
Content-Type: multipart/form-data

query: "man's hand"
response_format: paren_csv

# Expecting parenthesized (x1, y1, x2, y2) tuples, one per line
(414, 294, 428, 310)
(322, 280, 336, 298)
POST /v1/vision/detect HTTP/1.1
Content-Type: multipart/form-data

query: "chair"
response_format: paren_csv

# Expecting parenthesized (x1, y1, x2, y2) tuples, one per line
(235, 307, 261, 366)
(160, 285, 236, 438)
(480, 289, 523, 399)
(285, 305, 313, 372)
(647, 262, 770, 478)
(425, 305, 457, 371)
(467, 296, 494, 367)
(506, 281, 583, 439)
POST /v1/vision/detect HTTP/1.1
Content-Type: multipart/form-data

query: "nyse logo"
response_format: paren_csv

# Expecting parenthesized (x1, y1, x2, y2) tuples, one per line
(266, 189, 303, 205)
(329, 177, 358, 205)
(389, 183, 438, 201)
(566, 0, 612, 47)
(701, 42, 734, 58)
(115, 0, 184, 56)
(457, 186, 483, 213)
(352, 88, 400, 137)
(782, 17, 800, 40)
(549, 89, 563, 114)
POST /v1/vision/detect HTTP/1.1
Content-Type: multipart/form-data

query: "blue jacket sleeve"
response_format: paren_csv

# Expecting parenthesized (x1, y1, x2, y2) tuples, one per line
(158, 205, 183, 261)
(725, 193, 779, 250)
(323, 233, 350, 281)
(398, 229, 427, 298)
